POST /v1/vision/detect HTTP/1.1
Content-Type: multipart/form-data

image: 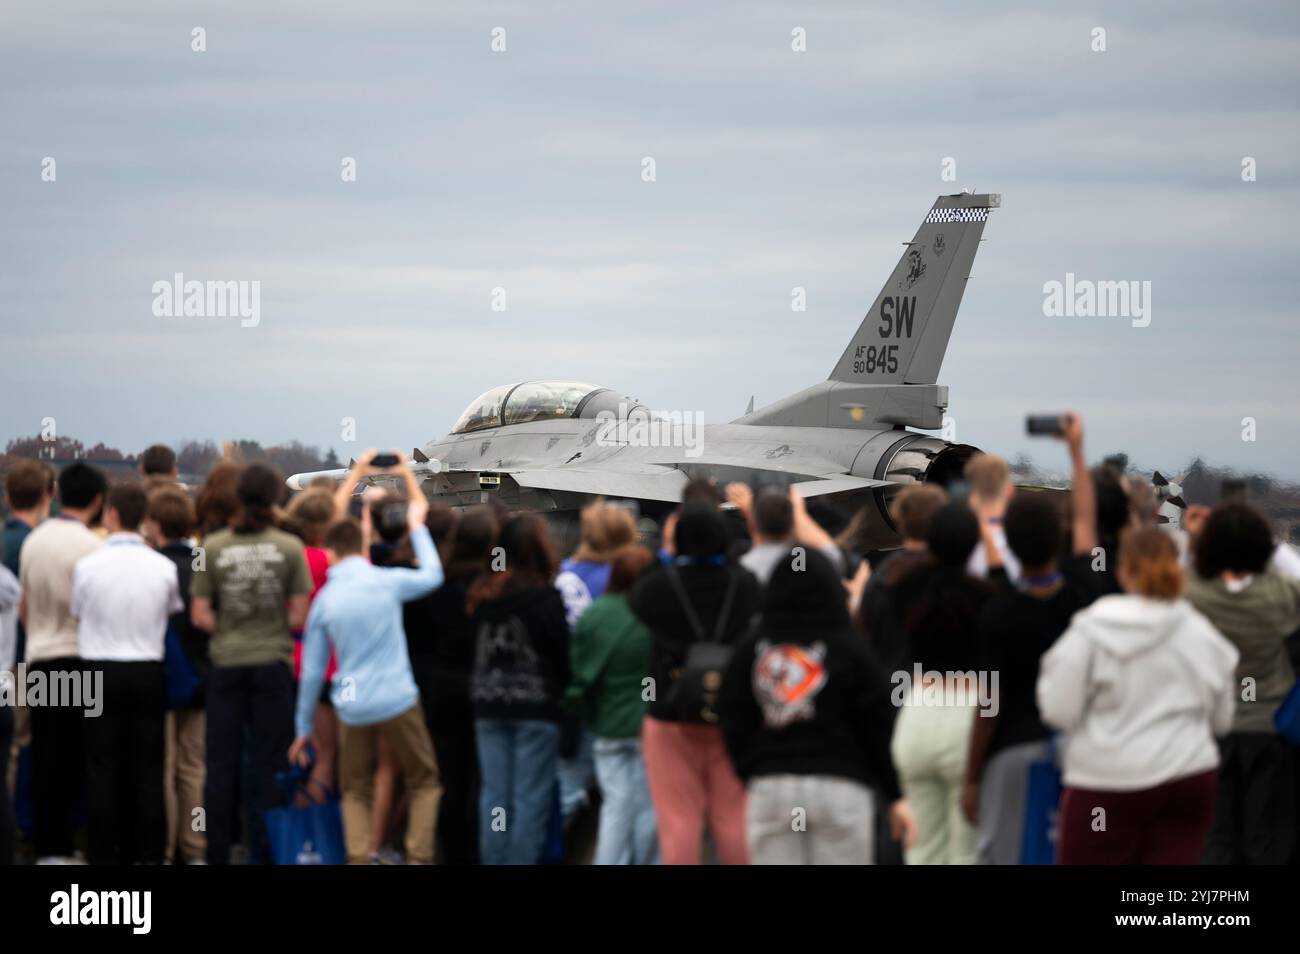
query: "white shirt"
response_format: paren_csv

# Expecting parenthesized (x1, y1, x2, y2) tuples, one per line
(20, 516, 103, 663)
(741, 541, 844, 584)
(0, 563, 19, 672)
(966, 523, 1022, 583)
(71, 533, 182, 662)
(1272, 543, 1300, 580)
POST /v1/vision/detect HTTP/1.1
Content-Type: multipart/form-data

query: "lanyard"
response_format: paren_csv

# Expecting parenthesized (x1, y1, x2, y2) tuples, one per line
(1021, 571, 1062, 589)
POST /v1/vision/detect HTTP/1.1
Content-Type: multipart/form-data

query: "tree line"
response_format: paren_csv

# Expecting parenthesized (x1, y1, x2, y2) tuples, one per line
(2, 435, 341, 478)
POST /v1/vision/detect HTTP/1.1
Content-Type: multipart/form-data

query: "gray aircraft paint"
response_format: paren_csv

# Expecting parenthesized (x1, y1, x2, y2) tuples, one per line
(288, 193, 999, 548)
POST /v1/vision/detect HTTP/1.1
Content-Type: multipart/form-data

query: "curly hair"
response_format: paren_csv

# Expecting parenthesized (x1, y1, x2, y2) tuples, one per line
(1193, 501, 1275, 579)
(284, 489, 336, 547)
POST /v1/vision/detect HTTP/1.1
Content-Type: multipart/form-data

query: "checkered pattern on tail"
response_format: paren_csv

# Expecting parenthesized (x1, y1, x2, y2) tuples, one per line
(924, 207, 989, 224)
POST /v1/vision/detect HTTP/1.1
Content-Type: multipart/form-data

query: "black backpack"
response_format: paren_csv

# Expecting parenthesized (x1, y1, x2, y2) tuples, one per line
(662, 566, 742, 724)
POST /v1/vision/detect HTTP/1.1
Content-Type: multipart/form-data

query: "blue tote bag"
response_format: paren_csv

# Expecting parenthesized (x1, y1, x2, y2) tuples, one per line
(1274, 681, 1300, 746)
(264, 759, 345, 866)
(1019, 737, 1063, 865)
(163, 621, 200, 711)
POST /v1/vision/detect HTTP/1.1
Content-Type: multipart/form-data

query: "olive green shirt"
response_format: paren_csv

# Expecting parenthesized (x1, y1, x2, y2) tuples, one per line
(1185, 572, 1300, 734)
(191, 527, 312, 668)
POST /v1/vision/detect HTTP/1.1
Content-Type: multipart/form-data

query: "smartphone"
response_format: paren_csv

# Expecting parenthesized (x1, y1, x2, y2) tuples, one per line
(1026, 414, 1064, 437)
(370, 453, 400, 468)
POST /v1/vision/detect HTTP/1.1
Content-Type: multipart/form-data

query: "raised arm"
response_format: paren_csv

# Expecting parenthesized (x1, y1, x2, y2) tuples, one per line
(724, 482, 755, 538)
(1061, 412, 1096, 557)
(331, 448, 380, 520)
(386, 458, 442, 600)
(388, 525, 444, 601)
(395, 450, 427, 513)
(789, 485, 835, 552)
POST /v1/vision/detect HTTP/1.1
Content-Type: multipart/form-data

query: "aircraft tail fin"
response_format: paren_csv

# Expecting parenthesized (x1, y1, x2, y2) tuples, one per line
(828, 193, 998, 385)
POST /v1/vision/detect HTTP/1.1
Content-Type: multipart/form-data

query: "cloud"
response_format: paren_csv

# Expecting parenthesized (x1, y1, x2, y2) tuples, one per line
(1, 0, 1297, 474)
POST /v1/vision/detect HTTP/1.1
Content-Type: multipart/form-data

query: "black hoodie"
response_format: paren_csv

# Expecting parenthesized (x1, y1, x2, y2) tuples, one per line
(469, 585, 571, 723)
(718, 548, 901, 800)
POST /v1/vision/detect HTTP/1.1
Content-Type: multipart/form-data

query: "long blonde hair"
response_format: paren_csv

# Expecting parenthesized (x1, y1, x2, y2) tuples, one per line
(571, 500, 636, 563)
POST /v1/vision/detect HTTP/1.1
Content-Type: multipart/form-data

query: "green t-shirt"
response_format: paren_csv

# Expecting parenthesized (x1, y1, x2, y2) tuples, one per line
(1185, 572, 1300, 733)
(565, 593, 652, 739)
(191, 527, 313, 668)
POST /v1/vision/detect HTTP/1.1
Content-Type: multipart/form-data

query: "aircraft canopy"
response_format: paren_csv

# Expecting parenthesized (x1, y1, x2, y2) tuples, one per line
(451, 380, 608, 434)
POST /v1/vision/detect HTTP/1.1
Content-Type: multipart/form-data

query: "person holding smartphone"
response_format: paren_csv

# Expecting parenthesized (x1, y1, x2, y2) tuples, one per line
(290, 450, 446, 864)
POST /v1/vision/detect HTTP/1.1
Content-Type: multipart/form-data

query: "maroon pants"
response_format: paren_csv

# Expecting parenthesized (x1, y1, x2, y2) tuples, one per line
(1057, 770, 1217, 865)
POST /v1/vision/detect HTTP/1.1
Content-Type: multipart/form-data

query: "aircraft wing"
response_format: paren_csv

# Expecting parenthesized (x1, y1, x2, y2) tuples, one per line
(509, 466, 689, 503)
(511, 467, 890, 503)
(789, 474, 894, 497)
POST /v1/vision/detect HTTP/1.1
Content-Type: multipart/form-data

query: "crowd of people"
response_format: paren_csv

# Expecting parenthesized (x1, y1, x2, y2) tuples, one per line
(0, 414, 1298, 866)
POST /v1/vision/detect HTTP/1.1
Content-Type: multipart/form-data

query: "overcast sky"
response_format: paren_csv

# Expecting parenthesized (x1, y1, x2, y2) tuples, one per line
(2, 1, 1298, 477)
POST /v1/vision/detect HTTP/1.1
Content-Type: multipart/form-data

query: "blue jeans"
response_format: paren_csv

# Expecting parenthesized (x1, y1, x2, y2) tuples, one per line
(593, 736, 659, 865)
(558, 727, 595, 819)
(475, 718, 561, 865)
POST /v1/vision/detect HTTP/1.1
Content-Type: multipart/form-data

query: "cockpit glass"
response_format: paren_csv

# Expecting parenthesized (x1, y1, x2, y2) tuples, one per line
(502, 381, 599, 426)
(451, 381, 603, 434)
(450, 384, 513, 434)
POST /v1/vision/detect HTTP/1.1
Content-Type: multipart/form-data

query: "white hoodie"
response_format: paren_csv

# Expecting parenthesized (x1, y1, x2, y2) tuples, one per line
(1036, 594, 1239, 792)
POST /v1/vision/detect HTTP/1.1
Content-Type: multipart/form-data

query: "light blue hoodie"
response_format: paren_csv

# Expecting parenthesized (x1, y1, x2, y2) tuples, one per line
(295, 525, 443, 737)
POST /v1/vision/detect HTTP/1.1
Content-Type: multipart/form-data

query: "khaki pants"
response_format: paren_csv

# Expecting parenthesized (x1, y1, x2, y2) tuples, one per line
(164, 709, 207, 863)
(339, 705, 441, 864)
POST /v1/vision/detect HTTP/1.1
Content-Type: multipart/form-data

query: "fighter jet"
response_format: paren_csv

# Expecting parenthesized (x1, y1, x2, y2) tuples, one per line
(288, 192, 1000, 549)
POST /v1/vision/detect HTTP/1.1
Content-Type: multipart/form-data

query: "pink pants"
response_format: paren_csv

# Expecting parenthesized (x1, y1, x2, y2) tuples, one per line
(641, 717, 749, 865)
